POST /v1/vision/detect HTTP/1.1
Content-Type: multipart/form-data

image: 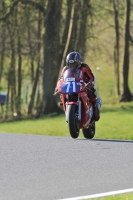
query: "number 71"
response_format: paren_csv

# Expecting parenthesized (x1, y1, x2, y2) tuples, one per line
(66, 82, 76, 93)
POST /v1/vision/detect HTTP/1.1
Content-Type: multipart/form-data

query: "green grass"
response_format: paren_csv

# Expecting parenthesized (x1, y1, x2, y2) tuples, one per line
(96, 102, 133, 140)
(0, 102, 133, 140)
(0, 114, 69, 136)
(90, 193, 133, 200)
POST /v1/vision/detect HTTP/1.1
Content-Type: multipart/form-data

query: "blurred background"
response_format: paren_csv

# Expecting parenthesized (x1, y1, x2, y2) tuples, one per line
(0, 0, 133, 120)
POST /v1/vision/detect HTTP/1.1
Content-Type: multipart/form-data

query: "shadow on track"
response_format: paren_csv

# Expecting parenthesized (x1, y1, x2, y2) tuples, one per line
(77, 138, 133, 143)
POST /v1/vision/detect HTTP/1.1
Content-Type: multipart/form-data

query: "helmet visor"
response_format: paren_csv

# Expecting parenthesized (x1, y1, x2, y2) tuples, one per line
(69, 62, 77, 68)
(69, 59, 75, 63)
(68, 60, 77, 68)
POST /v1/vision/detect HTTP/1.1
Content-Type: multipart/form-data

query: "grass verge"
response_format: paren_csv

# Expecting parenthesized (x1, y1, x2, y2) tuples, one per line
(91, 192, 133, 200)
(0, 102, 133, 140)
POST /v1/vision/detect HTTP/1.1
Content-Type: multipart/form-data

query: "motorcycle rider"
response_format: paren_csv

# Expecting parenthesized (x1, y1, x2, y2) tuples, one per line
(60, 52, 101, 121)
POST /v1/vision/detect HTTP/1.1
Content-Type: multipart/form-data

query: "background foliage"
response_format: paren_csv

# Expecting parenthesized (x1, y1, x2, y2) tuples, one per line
(0, 0, 133, 120)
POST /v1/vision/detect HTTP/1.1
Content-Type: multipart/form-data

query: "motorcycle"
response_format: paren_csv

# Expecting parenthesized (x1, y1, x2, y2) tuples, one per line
(54, 68, 96, 139)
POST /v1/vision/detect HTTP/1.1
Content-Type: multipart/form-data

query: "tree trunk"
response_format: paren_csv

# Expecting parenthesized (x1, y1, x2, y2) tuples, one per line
(7, 15, 17, 113)
(76, 0, 91, 59)
(15, 5, 22, 117)
(59, 0, 75, 75)
(28, 9, 42, 115)
(0, 2, 6, 85)
(27, 17, 35, 83)
(113, 0, 120, 96)
(42, 0, 63, 114)
(16, 34, 22, 116)
(68, 0, 81, 52)
(120, 0, 133, 102)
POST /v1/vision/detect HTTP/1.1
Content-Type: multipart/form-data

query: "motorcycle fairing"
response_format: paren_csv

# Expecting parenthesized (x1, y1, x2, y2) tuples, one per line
(55, 68, 94, 129)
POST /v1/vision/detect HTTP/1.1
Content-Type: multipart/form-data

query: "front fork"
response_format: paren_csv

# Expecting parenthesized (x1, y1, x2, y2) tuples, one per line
(65, 97, 81, 122)
(77, 99, 81, 121)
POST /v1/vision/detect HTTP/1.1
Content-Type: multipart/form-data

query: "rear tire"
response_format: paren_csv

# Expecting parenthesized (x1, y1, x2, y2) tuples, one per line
(67, 104, 80, 139)
(82, 121, 95, 139)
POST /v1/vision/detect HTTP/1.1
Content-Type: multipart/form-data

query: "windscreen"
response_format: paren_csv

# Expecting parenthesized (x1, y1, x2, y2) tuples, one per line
(63, 68, 83, 82)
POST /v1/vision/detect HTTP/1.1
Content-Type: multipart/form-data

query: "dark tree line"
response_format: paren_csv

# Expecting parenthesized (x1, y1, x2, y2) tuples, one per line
(0, 0, 133, 120)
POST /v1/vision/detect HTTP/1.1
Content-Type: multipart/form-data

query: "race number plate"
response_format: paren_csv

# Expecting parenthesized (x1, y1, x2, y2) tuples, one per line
(66, 78, 75, 82)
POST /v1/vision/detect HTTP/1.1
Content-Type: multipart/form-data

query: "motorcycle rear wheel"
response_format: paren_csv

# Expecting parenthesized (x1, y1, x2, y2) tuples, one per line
(67, 104, 80, 139)
(82, 122, 95, 139)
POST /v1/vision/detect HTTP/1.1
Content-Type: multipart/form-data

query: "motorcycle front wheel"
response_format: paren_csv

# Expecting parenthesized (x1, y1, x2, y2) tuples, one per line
(82, 121, 95, 139)
(67, 104, 80, 139)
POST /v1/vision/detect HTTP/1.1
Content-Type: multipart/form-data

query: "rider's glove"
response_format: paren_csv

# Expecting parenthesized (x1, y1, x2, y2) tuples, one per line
(86, 82, 94, 89)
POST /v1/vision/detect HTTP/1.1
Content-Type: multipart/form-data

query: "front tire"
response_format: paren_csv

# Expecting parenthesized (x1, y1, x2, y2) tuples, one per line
(82, 121, 95, 139)
(67, 104, 80, 139)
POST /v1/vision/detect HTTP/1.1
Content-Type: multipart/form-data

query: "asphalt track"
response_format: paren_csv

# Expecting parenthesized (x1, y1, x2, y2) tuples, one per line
(0, 133, 133, 200)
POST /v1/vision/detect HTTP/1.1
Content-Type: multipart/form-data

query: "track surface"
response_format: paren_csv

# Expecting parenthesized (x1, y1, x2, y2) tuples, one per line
(0, 133, 133, 200)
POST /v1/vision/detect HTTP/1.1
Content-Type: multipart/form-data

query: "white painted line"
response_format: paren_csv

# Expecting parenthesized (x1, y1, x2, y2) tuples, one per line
(58, 188, 133, 200)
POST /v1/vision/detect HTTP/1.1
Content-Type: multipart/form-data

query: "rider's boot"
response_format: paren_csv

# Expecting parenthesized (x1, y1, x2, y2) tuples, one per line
(93, 97, 102, 121)
(87, 88, 101, 121)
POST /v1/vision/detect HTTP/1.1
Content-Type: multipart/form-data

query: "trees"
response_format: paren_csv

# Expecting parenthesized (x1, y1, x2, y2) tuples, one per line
(0, 0, 133, 120)
(111, 0, 133, 101)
